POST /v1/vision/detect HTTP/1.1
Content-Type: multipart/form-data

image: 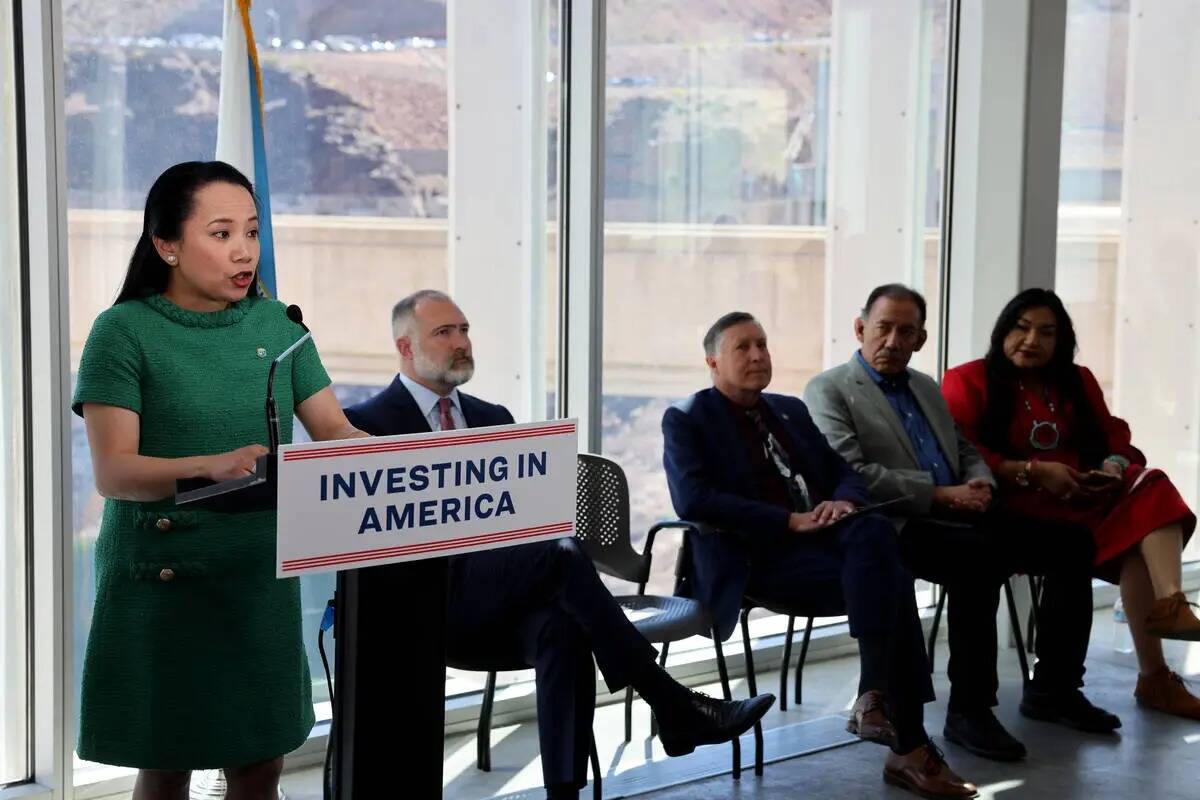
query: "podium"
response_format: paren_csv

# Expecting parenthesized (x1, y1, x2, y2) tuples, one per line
(331, 559, 448, 797)
(181, 420, 578, 799)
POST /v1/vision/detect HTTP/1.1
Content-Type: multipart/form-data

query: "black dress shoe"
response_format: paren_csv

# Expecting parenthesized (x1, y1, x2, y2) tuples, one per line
(943, 709, 1026, 761)
(656, 691, 776, 757)
(1019, 688, 1122, 733)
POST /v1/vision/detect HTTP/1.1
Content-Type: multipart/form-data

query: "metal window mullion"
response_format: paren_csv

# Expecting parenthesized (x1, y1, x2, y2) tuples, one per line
(556, 0, 604, 453)
(20, 0, 73, 793)
(1017, 0, 1067, 291)
(935, 0, 962, 381)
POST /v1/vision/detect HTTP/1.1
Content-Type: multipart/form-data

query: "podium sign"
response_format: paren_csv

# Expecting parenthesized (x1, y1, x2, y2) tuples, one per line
(276, 420, 577, 577)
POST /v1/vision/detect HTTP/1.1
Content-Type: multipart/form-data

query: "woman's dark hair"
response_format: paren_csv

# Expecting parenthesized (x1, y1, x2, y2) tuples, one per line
(981, 288, 1108, 467)
(114, 161, 259, 305)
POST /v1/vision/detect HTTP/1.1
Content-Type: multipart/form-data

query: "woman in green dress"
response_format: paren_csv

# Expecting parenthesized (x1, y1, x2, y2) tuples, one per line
(73, 161, 366, 799)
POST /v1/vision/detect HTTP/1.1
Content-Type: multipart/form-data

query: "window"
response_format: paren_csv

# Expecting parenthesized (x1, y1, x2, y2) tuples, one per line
(600, 0, 952, 598)
(66, 1, 562, 778)
(0, 0, 29, 785)
(65, 0, 455, 778)
(1055, 0, 1200, 561)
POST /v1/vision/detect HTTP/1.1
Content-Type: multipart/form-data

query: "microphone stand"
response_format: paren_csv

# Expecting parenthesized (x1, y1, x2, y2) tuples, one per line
(175, 309, 312, 510)
(265, 331, 312, 454)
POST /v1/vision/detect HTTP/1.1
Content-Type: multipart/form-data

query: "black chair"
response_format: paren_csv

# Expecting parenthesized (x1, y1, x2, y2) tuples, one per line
(737, 594, 844, 776)
(777, 615, 816, 711)
(926, 575, 1041, 685)
(1025, 575, 1045, 652)
(472, 454, 721, 788)
(572, 454, 717, 746)
(672, 525, 772, 780)
(748, 601, 848, 716)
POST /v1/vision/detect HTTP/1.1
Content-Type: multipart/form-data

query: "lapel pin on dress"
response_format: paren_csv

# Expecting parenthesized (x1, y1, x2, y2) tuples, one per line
(256, 347, 267, 358)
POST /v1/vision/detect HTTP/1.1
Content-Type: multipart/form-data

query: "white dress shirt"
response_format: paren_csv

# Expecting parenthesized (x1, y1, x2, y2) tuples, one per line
(397, 372, 466, 431)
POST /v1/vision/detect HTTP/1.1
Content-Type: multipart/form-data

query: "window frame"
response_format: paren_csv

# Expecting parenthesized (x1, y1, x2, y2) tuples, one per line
(0, 0, 33, 785)
(19, 1, 1200, 798)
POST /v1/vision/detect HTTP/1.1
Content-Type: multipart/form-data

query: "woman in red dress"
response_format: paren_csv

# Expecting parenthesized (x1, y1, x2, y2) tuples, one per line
(943, 288, 1200, 720)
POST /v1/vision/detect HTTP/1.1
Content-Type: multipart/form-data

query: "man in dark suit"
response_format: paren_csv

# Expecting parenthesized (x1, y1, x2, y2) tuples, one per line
(345, 290, 772, 800)
(804, 284, 1118, 759)
(663, 311, 976, 799)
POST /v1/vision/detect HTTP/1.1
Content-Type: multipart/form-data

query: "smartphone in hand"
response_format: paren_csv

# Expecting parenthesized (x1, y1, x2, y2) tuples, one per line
(1078, 470, 1121, 490)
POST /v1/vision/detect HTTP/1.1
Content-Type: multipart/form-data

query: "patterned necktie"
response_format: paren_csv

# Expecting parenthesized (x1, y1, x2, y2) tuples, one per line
(745, 406, 812, 512)
(437, 396, 457, 431)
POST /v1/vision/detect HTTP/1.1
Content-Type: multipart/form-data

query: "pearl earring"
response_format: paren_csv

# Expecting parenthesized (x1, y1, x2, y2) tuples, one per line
(166, 255, 177, 265)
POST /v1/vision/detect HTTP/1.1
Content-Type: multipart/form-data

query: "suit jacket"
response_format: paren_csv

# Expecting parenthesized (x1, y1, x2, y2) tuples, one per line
(803, 355, 993, 525)
(661, 387, 868, 638)
(343, 375, 514, 438)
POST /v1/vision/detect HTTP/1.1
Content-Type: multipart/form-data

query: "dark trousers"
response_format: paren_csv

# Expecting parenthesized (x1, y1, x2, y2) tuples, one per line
(446, 538, 656, 788)
(900, 511, 1096, 713)
(744, 514, 935, 724)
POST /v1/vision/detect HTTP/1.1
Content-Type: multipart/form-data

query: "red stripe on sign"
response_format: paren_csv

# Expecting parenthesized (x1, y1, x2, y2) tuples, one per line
(280, 521, 575, 571)
(283, 428, 571, 462)
(280, 527, 569, 573)
(283, 423, 575, 460)
(278, 522, 573, 573)
(280, 522, 574, 569)
(281, 521, 571, 568)
(283, 423, 576, 462)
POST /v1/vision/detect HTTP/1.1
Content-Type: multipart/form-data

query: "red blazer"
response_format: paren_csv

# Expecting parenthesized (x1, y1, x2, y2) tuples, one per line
(940, 358, 1144, 471)
(942, 359, 1195, 573)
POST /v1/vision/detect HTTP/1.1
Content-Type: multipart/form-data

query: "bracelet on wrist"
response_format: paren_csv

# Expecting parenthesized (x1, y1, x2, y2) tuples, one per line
(1015, 458, 1037, 488)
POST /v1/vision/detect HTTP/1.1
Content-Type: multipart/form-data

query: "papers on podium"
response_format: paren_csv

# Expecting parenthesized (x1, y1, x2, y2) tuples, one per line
(275, 420, 578, 577)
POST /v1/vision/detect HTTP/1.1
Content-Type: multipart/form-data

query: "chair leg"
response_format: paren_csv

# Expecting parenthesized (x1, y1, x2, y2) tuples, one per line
(623, 686, 634, 744)
(780, 616, 795, 711)
(739, 609, 764, 777)
(1003, 579, 1032, 687)
(477, 671, 497, 772)
(796, 617, 814, 706)
(589, 735, 602, 800)
(650, 642, 670, 740)
(712, 627, 740, 781)
(1026, 575, 1043, 654)
(927, 586, 947, 672)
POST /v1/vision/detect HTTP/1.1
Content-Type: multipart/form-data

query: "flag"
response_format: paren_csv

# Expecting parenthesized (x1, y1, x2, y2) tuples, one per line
(216, 0, 277, 297)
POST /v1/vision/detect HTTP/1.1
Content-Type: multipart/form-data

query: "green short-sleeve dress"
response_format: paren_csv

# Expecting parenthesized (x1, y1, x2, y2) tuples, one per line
(72, 293, 331, 770)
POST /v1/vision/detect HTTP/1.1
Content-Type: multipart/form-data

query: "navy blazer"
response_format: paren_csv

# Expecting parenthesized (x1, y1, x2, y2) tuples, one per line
(661, 387, 868, 638)
(344, 375, 514, 437)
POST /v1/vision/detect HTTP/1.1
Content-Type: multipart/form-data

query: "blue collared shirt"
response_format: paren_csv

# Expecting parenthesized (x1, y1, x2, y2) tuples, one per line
(398, 372, 466, 431)
(855, 351, 954, 486)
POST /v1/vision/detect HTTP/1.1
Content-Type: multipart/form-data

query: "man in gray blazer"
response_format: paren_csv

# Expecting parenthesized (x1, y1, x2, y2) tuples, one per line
(804, 284, 1117, 762)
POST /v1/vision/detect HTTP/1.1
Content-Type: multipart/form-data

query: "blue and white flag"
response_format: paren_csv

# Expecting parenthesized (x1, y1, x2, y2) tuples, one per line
(216, 0, 277, 297)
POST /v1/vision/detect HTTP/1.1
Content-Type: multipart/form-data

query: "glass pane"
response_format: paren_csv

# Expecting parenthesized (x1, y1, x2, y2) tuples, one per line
(65, 1, 451, 779)
(446, 0, 563, 702)
(545, 0, 561, 419)
(1055, 0, 1200, 562)
(601, 0, 951, 598)
(0, 0, 29, 785)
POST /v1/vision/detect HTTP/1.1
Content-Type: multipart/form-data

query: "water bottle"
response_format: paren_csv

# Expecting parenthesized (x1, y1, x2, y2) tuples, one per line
(1112, 598, 1133, 654)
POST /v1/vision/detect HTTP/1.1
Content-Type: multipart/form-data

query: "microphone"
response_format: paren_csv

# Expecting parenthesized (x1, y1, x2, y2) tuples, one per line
(266, 305, 314, 453)
(286, 304, 310, 333)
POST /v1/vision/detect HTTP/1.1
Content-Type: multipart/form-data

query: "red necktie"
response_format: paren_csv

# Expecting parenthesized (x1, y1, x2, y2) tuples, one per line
(438, 397, 457, 431)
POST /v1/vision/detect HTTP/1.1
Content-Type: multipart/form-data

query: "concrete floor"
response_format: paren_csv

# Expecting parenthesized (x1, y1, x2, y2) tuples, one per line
(278, 607, 1200, 800)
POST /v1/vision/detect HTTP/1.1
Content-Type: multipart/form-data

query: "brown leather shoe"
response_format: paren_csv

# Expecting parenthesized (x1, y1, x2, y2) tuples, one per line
(884, 743, 979, 799)
(1135, 667, 1200, 720)
(1145, 592, 1200, 641)
(845, 690, 897, 748)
